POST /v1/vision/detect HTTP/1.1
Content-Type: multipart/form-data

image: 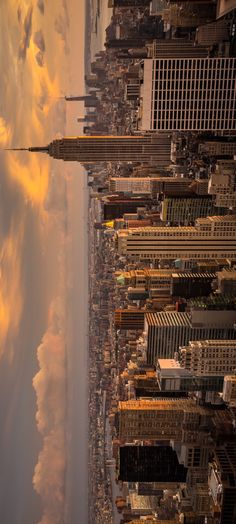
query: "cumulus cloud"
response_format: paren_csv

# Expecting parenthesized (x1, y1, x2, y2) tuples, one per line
(18, 5, 33, 61)
(33, 298, 67, 524)
(34, 30, 45, 53)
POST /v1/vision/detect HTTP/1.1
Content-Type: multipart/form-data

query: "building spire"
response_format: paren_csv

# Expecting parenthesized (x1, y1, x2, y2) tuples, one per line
(4, 146, 49, 153)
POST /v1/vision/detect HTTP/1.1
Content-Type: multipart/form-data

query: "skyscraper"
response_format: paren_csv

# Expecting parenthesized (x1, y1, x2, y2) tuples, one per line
(118, 398, 210, 441)
(160, 195, 226, 224)
(22, 134, 171, 165)
(140, 57, 236, 132)
(116, 216, 236, 261)
(180, 340, 236, 376)
(114, 308, 145, 330)
(144, 311, 236, 363)
(118, 445, 187, 483)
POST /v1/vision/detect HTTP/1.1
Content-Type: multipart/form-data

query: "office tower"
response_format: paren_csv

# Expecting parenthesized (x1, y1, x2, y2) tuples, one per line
(208, 445, 236, 524)
(156, 359, 224, 393)
(199, 140, 236, 158)
(103, 197, 152, 220)
(144, 312, 236, 363)
(21, 134, 171, 165)
(116, 216, 236, 261)
(180, 340, 236, 376)
(222, 375, 236, 406)
(118, 398, 209, 441)
(195, 19, 229, 46)
(148, 39, 209, 58)
(114, 308, 145, 330)
(127, 368, 186, 398)
(109, 176, 200, 197)
(160, 195, 227, 224)
(118, 445, 187, 482)
(161, 3, 216, 27)
(140, 57, 235, 132)
(109, 177, 153, 195)
(190, 293, 236, 312)
(170, 271, 216, 298)
(152, 177, 195, 196)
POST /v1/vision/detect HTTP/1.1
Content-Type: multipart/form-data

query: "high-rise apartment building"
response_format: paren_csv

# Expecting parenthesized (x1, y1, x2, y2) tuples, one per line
(24, 134, 171, 165)
(144, 312, 236, 363)
(180, 340, 236, 376)
(116, 216, 236, 261)
(118, 398, 209, 441)
(140, 57, 236, 132)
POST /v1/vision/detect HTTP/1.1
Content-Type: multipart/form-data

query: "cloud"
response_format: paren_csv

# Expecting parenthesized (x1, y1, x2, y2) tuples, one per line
(35, 51, 44, 68)
(33, 298, 67, 524)
(37, 0, 45, 15)
(0, 221, 24, 359)
(44, 172, 67, 213)
(54, 13, 69, 53)
(0, 116, 11, 146)
(34, 30, 45, 53)
(18, 5, 33, 61)
(33, 430, 66, 524)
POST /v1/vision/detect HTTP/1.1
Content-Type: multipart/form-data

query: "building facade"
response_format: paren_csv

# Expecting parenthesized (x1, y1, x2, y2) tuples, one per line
(180, 340, 236, 376)
(160, 195, 226, 224)
(27, 134, 171, 165)
(140, 57, 236, 132)
(116, 216, 236, 261)
(118, 445, 187, 482)
(114, 308, 145, 330)
(144, 312, 236, 363)
(118, 398, 209, 441)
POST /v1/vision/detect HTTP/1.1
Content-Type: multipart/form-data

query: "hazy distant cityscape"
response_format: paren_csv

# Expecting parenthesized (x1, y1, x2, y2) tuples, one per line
(79, 1, 236, 523)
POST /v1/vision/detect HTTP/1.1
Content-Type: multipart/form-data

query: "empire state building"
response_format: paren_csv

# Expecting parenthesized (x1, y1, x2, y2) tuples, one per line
(19, 134, 171, 166)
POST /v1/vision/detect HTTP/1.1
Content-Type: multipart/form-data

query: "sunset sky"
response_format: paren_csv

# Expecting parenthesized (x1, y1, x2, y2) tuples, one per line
(0, 1, 89, 523)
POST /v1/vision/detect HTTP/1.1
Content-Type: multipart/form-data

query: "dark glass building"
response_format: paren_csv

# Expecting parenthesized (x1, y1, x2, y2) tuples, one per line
(119, 445, 187, 483)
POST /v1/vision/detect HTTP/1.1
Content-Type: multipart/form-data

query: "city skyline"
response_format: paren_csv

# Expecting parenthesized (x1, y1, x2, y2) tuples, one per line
(1, 1, 236, 524)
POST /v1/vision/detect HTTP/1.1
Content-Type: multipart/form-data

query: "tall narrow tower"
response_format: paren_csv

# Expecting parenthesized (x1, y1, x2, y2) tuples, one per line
(11, 134, 171, 166)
